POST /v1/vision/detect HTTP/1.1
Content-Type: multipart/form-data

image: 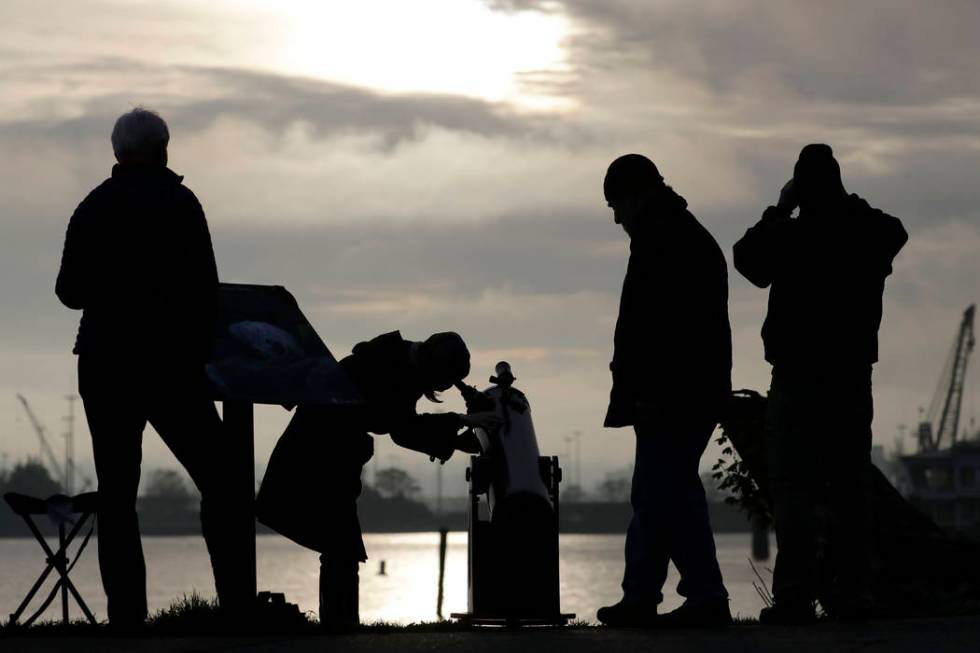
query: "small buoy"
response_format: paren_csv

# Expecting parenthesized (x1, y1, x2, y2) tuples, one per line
(378, 560, 387, 576)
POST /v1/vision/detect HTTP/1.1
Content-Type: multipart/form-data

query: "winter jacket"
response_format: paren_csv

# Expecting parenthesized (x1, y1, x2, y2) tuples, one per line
(256, 331, 464, 556)
(56, 164, 218, 363)
(605, 189, 733, 427)
(339, 331, 465, 459)
(733, 194, 907, 370)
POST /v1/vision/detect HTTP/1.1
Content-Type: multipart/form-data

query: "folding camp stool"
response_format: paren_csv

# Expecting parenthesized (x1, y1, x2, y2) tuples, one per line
(4, 492, 99, 626)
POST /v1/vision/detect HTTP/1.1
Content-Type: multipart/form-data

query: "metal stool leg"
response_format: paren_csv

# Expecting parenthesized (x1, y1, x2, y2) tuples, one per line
(59, 523, 69, 625)
(8, 515, 59, 626)
(8, 511, 99, 626)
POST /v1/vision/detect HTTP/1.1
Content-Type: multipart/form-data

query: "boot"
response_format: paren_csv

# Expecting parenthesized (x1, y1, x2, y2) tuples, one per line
(657, 599, 732, 629)
(319, 554, 359, 632)
(596, 599, 657, 627)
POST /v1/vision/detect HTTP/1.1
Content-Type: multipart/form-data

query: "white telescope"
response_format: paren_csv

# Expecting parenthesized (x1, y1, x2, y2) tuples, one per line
(452, 362, 573, 626)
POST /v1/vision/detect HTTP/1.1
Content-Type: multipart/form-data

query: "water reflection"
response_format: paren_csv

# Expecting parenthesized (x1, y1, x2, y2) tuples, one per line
(0, 532, 772, 624)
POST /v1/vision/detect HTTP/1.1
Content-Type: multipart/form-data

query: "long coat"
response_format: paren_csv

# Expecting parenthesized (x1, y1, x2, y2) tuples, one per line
(606, 189, 733, 428)
(256, 332, 463, 559)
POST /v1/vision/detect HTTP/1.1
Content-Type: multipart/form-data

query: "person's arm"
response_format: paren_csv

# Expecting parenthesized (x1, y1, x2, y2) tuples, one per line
(605, 252, 644, 427)
(389, 412, 465, 461)
(732, 205, 792, 288)
(55, 190, 101, 310)
(179, 188, 219, 360)
(871, 207, 908, 272)
(849, 195, 908, 274)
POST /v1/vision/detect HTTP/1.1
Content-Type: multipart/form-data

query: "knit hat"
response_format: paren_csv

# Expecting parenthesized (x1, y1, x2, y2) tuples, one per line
(793, 143, 843, 193)
(420, 332, 471, 384)
(604, 154, 664, 202)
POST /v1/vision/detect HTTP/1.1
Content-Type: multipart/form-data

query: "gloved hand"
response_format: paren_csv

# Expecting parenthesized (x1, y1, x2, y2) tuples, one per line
(455, 382, 496, 413)
(428, 434, 457, 464)
(460, 411, 502, 432)
(455, 428, 483, 455)
(777, 178, 797, 211)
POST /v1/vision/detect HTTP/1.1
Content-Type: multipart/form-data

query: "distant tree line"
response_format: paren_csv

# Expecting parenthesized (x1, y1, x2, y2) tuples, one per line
(1, 459, 749, 536)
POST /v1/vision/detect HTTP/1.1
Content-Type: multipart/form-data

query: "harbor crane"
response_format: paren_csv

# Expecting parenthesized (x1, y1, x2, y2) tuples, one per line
(15, 394, 90, 493)
(917, 304, 976, 452)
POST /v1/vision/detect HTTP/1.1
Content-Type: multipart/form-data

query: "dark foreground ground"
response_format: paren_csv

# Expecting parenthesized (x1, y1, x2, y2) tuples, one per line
(4, 617, 980, 653)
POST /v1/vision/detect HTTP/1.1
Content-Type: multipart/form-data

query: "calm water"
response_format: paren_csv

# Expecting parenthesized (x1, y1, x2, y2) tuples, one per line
(0, 532, 771, 624)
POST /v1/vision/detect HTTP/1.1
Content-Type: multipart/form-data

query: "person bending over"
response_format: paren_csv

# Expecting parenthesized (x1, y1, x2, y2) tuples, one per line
(257, 330, 497, 629)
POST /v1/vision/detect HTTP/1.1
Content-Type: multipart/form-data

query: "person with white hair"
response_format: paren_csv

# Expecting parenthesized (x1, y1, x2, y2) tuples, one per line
(56, 107, 249, 627)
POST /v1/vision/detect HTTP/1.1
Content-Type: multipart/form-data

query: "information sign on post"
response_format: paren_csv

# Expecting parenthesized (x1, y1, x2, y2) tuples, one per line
(207, 283, 362, 602)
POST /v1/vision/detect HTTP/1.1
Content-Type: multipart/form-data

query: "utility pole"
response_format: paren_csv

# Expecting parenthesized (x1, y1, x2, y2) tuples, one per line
(436, 463, 443, 517)
(563, 435, 574, 485)
(64, 394, 77, 495)
(573, 430, 583, 488)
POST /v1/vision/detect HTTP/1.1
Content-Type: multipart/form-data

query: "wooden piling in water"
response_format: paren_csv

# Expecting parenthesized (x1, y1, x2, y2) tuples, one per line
(436, 527, 448, 620)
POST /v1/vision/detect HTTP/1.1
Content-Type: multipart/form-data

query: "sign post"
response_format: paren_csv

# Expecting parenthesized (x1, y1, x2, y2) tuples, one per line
(222, 399, 256, 600)
(209, 283, 364, 605)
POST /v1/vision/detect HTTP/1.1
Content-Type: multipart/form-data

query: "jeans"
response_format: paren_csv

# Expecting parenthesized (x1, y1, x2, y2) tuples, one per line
(622, 416, 728, 606)
(79, 355, 252, 623)
(765, 367, 873, 607)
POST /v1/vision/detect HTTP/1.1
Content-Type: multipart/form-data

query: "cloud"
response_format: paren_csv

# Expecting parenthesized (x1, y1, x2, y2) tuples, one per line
(496, 1, 980, 102)
(3, 0, 980, 489)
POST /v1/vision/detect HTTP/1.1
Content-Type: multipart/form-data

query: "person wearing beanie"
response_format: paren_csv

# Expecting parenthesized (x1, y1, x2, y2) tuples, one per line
(597, 154, 733, 628)
(733, 145, 908, 624)
(256, 331, 497, 630)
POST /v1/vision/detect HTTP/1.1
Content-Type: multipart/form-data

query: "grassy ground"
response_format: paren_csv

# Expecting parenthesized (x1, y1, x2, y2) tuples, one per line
(3, 615, 980, 653)
(1, 593, 597, 637)
(3, 594, 979, 653)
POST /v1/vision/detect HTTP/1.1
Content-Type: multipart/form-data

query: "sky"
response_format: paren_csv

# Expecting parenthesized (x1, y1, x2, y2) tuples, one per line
(2, 0, 979, 500)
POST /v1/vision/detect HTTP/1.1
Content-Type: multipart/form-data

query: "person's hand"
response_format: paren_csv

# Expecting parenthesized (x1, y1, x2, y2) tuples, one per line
(429, 437, 457, 464)
(777, 178, 797, 211)
(455, 429, 483, 454)
(460, 412, 502, 432)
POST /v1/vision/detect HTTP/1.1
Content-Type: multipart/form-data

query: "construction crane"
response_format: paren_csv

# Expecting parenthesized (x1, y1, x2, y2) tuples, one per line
(15, 394, 92, 493)
(917, 304, 976, 452)
(16, 394, 66, 488)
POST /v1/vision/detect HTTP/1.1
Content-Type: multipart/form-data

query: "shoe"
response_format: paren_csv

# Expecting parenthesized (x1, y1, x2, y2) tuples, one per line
(596, 599, 657, 627)
(759, 601, 816, 625)
(657, 599, 732, 629)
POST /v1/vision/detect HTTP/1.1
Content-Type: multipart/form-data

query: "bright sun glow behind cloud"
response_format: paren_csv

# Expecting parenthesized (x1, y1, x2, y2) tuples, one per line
(249, 0, 573, 108)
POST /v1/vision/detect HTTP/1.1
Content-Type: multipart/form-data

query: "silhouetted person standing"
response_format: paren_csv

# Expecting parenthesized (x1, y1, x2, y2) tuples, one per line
(56, 108, 248, 626)
(733, 144, 907, 623)
(597, 154, 732, 628)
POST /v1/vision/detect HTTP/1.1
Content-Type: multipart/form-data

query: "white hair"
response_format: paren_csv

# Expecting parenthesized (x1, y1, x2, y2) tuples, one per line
(110, 107, 169, 163)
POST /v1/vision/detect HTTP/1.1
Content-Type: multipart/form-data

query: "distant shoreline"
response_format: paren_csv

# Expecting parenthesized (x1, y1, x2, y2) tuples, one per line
(0, 500, 754, 538)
